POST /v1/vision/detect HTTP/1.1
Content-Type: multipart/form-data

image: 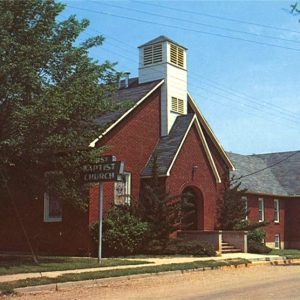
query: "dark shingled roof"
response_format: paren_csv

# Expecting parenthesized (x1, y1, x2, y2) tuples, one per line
(228, 151, 300, 196)
(94, 78, 163, 128)
(138, 35, 187, 50)
(142, 114, 195, 177)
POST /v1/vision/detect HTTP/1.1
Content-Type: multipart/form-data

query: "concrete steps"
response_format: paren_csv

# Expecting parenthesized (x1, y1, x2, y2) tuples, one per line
(222, 241, 241, 253)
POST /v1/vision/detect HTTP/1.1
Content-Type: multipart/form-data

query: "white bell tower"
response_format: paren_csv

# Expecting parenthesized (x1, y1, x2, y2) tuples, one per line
(138, 36, 187, 136)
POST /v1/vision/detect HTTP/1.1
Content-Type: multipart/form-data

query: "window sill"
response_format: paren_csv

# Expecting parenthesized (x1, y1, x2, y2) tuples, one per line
(44, 218, 62, 223)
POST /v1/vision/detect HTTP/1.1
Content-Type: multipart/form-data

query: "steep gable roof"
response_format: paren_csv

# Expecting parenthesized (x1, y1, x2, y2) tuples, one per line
(90, 78, 164, 147)
(141, 114, 194, 177)
(142, 114, 221, 183)
(188, 93, 235, 171)
(228, 151, 300, 196)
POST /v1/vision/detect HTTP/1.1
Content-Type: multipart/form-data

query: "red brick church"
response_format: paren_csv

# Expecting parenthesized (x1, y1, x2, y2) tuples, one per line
(1, 36, 299, 255)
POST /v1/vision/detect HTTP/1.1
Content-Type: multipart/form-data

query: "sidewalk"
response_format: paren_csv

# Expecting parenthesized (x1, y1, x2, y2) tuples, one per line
(0, 253, 281, 284)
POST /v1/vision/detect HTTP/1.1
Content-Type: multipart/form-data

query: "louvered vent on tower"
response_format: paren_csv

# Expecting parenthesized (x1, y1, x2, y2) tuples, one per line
(171, 97, 184, 114)
(170, 43, 184, 68)
(143, 43, 163, 66)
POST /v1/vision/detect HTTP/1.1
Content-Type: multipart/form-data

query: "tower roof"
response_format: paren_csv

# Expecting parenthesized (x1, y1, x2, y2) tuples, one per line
(138, 35, 187, 50)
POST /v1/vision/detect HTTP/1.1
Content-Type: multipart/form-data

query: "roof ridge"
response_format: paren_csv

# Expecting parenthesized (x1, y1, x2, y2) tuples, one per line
(226, 150, 300, 157)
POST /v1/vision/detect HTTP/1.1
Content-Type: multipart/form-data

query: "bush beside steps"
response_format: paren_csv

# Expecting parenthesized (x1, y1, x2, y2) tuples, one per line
(146, 238, 216, 257)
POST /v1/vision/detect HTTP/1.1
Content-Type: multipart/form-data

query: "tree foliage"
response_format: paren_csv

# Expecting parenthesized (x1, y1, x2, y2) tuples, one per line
(0, 0, 120, 208)
(217, 176, 248, 230)
(138, 156, 182, 246)
(90, 205, 149, 257)
(291, 2, 300, 15)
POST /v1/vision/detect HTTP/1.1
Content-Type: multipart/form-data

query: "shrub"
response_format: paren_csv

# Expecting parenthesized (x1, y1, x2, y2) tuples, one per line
(164, 239, 216, 256)
(144, 238, 216, 257)
(90, 206, 149, 257)
(248, 240, 272, 254)
(247, 228, 271, 254)
(247, 228, 266, 243)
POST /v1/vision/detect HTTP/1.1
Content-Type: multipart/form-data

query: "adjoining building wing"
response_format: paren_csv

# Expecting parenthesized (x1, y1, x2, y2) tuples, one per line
(228, 151, 300, 196)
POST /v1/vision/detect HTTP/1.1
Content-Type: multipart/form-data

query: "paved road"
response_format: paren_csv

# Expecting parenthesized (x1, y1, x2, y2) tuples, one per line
(4, 264, 300, 299)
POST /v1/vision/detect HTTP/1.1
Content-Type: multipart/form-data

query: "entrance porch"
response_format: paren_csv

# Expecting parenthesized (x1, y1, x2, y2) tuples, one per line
(177, 230, 248, 254)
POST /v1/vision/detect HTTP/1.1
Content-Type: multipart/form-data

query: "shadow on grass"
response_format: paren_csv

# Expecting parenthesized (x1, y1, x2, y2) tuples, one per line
(0, 255, 151, 276)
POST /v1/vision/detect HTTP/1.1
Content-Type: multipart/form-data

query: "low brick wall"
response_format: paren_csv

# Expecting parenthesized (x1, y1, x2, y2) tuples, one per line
(222, 231, 248, 253)
(177, 230, 222, 253)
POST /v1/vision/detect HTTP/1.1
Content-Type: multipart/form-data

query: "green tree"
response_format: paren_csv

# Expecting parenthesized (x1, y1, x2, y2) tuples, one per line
(217, 176, 248, 230)
(138, 156, 193, 247)
(0, 0, 120, 209)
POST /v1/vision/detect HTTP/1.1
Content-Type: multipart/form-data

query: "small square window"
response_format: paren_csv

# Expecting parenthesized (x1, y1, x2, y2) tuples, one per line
(114, 172, 131, 205)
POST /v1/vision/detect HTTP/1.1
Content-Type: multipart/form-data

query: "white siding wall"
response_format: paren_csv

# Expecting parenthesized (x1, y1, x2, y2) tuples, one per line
(166, 63, 187, 133)
(138, 40, 187, 136)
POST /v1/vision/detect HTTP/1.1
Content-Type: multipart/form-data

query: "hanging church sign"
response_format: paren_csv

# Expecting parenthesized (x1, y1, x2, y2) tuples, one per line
(82, 156, 124, 183)
(82, 155, 125, 264)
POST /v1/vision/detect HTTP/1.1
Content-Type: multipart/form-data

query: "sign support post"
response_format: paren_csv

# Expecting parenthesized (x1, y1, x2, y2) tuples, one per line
(98, 182, 104, 264)
(82, 155, 124, 265)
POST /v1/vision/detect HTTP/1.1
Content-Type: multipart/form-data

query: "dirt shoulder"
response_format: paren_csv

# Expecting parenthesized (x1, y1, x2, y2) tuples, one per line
(3, 263, 300, 300)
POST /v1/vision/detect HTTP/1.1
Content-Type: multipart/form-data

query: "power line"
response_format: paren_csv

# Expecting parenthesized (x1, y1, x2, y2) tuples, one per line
(134, 1, 300, 35)
(67, 5, 300, 53)
(64, 16, 300, 129)
(94, 30, 300, 123)
(236, 151, 300, 180)
(95, 1, 300, 45)
(84, 28, 300, 125)
(191, 74, 299, 120)
(192, 84, 300, 130)
(189, 75, 300, 123)
(75, 26, 300, 128)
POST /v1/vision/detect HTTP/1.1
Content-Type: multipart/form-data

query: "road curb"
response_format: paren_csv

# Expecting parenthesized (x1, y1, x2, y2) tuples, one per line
(11, 258, 300, 295)
(12, 263, 249, 295)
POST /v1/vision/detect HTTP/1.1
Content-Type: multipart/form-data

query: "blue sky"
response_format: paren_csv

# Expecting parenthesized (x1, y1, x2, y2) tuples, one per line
(62, 0, 300, 155)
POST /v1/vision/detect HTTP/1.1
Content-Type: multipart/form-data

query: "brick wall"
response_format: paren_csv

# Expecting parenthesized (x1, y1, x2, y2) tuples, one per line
(285, 197, 300, 248)
(165, 124, 226, 230)
(89, 87, 161, 225)
(0, 190, 91, 256)
(246, 193, 286, 247)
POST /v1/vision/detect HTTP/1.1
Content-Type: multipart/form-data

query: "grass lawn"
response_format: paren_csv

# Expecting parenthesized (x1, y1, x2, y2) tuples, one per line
(0, 258, 250, 295)
(0, 255, 150, 276)
(270, 249, 300, 259)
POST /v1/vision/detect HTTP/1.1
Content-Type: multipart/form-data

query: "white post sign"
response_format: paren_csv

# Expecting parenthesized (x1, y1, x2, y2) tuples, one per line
(83, 155, 124, 263)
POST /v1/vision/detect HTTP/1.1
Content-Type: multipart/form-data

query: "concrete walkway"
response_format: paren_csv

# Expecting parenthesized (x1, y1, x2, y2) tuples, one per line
(0, 253, 281, 284)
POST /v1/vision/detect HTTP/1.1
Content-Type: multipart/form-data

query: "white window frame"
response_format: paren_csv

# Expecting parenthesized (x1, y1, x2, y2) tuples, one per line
(43, 192, 62, 223)
(241, 196, 248, 220)
(274, 234, 280, 249)
(274, 199, 280, 223)
(258, 198, 264, 222)
(114, 172, 132, 206)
